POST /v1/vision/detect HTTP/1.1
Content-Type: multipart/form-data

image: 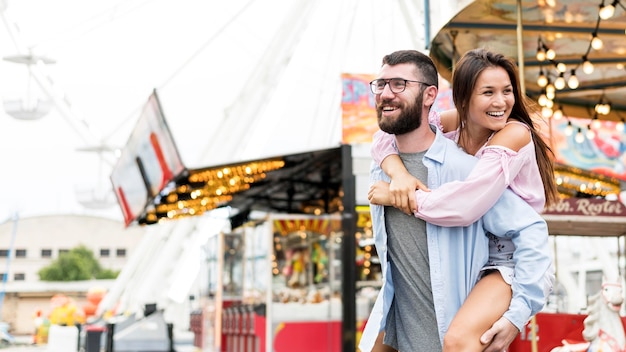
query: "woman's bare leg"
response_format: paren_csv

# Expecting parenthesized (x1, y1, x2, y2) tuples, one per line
(443, 271, 512, 352)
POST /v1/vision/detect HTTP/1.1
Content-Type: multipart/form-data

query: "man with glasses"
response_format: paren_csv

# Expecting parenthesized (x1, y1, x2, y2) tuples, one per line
(358, 50, 551, 352)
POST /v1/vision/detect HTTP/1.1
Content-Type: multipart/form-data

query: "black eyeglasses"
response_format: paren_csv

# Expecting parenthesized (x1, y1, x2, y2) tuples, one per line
(369, 78, 433, 94)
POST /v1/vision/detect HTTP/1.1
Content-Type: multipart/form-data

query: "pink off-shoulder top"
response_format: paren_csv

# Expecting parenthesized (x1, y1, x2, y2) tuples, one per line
(371, 110, 545, 226)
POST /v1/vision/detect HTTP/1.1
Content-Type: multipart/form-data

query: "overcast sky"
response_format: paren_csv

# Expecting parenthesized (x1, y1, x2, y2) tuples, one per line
(0, 0, 437, 223)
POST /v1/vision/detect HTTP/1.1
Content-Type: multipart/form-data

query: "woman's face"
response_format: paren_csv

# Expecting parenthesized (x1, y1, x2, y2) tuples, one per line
(467, 66, 514, 133)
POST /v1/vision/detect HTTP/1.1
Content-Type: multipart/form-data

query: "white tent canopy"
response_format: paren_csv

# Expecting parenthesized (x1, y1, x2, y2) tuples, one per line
(0, 0, 465, 220)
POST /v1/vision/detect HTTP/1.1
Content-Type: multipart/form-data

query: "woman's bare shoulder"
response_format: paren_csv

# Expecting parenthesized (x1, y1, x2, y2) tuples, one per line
(439, 109, 459, 133)
(488, 121, 531, 152)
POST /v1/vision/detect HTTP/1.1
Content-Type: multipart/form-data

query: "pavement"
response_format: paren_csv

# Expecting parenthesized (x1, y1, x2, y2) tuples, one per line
(0, 334, 200, 352)
(0, 335, 45, 351)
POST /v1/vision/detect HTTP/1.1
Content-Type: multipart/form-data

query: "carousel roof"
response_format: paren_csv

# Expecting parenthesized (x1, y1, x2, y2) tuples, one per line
(430, 0, 626, 123)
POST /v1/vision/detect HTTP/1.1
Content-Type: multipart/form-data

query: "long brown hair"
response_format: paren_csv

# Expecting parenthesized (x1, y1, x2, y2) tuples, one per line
(452, 48, 558, 207)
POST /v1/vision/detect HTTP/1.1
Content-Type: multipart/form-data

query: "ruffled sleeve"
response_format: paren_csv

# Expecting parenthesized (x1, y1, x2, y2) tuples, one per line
(415, 145, 531, 226)
(370, 130, 397, 166)
(428, 110, 444, 131)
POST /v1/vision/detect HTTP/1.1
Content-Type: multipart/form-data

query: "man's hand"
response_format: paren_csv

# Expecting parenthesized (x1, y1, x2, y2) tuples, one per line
(480, 317, 519, 352)
(388, 173, 427, 215)
(368, 181, 393, 206)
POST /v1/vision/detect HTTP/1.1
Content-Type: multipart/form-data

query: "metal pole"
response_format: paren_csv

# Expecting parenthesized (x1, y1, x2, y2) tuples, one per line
(516, 2, 539, 351)
(105, 323, 115, 352)
(516, 0, 526, 95)
(341, 144, 356, 352)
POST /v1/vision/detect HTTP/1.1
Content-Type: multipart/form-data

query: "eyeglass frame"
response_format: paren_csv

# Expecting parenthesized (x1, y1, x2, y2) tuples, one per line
(369, 78, 434, 95)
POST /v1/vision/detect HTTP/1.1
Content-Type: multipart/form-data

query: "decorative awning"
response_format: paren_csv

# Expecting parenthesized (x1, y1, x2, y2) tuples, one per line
(136, 146, 345, 226)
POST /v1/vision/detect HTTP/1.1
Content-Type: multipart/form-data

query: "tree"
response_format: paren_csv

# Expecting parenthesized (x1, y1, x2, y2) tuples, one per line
(38, 245, 119, 281)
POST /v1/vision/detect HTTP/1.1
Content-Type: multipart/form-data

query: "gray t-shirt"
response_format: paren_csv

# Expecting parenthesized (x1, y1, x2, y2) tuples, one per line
(383, 151, 441, 351)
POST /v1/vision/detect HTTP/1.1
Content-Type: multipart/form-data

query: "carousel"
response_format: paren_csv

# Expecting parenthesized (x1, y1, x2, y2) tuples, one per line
(433, 1, 626, 351)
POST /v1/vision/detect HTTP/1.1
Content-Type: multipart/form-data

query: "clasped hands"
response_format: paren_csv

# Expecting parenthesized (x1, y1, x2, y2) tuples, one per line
(368, 174, 428, 215)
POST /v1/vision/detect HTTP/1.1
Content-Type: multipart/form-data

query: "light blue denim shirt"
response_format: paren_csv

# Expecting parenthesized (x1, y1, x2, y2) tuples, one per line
(359, 126, 551, 351)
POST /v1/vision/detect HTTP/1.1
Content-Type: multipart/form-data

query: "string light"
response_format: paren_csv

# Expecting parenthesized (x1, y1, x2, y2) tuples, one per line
(536, 46, 546, 61)
(554, 72, 566, 90)
(599, 0, 619, 19)
(546, 84, 556, 100)
(591, 32, 603, 50)
(536, 38, 547, 61)
(537, 69, 548, 87)
(565, 120, 574, 136)
(567, 69, 579, 89)
(586, 124, 596, 139)
(546, 83, 555, 97)
(575, 127, 585, 143)
(552, 106, 563, 120)
(617, 119, 625, 132)
(538, 91, 549, 106)
(582, 56, 594, 74)
(595, 95, 612, 115)
(592, 114, 603, 129)
(532, 2, 624, 130)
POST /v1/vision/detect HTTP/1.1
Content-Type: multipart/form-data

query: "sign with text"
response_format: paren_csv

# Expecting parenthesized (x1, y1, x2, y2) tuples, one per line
(543, 197, 626, 217)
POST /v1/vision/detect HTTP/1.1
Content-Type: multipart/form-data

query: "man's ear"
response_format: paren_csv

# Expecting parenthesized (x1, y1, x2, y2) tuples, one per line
(423, 86, 438, 106)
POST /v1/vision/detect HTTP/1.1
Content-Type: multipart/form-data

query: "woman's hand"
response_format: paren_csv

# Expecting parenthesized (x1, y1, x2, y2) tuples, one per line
(388, 173, 428, 215)
(368, 181, 393, 206)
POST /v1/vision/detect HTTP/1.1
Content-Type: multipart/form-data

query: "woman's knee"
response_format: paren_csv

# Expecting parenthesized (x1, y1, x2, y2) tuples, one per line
(443, 328, 484, 352)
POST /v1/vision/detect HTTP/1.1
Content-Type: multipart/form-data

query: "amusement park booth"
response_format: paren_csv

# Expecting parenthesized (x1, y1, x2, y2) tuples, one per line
(509, 196, 626, 352)
(129, 145, 381, 352)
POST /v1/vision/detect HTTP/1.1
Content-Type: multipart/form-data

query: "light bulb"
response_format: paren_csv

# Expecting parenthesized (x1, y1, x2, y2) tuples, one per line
(568, 71, 579, 89)
(557, 62, 567, 73)
(552, 107, 563, 120)
(565, 121, 574, 136)
(617, 119, 625, 132)
(583, 59, 594, 74)
(575, 128, 585, 143)
(586, 125, 596, 139)
(536, 48, 546, 61)
(546, 48, 556, 61)
(542, 106, 553, 118)
(554, 74, 566, 90)
(592, 117, 602, 129)
(538, 94, 548, 107)
(595, 103, 611, 115)
(537, 72, 548, 87)
(600, 3, 616, 19)
(592, 35, 603, 50)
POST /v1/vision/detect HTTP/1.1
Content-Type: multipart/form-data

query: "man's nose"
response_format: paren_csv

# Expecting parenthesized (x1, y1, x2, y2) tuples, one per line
(380, 83, 395, 99)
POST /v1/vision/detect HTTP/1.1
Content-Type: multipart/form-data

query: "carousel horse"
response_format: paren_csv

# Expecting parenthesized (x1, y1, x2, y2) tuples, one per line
(551, 276, 625, 352)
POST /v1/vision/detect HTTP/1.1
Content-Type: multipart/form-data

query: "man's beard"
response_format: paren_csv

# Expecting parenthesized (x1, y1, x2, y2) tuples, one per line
(376, 95, 423, 135)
